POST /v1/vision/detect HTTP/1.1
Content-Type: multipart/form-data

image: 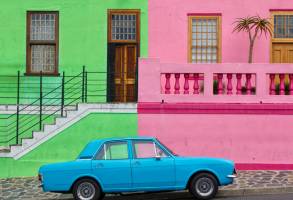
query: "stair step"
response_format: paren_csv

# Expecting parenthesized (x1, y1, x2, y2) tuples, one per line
(0, 147, 10, 153)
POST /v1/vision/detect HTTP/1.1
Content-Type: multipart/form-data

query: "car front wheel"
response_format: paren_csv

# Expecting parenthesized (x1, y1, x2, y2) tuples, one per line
(73, 178, 103, 200)
(189, 173, 218, 200)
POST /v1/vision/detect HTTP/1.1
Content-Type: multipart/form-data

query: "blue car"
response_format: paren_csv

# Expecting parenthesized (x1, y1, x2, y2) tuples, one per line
(39, 137, 236, 200)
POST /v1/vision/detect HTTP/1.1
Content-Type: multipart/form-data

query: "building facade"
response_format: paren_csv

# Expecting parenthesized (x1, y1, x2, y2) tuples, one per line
(1, 0, 293, 178)
(139, 0, 293, 169)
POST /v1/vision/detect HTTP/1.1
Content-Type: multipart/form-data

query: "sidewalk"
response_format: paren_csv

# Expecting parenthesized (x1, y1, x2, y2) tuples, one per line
(1, 171, 293, 200)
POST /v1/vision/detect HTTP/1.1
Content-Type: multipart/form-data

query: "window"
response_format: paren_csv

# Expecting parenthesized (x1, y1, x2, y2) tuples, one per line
(108, 10, 140, 43)
(273, 14, 293, 38)
(188, 15, 221, 63)
(133, 141, 168, 159)
(95, 141, 129, 160)
(27, 12, 59, 75)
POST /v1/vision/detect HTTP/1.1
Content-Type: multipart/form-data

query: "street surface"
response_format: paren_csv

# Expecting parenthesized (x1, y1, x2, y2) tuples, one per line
(50, 193, 293, 200)
(51, 193, 293, 200)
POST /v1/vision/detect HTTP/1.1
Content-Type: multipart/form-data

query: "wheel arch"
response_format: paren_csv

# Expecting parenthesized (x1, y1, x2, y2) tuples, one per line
(186, 170, 220, 189)
(70, 175, 103, 193)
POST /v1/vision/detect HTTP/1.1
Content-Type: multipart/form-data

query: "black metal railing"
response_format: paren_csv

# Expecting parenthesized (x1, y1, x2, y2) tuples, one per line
(0, 66, 138, 148)
(0, 67, 106, 147)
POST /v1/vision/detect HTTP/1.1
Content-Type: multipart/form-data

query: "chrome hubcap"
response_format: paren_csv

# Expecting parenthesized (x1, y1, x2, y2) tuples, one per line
(77, 182, 95, 200)
(195, 177, 214, 197)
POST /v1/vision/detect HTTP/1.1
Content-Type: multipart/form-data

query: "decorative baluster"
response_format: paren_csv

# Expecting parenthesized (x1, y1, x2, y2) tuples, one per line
(174, 73, 180, 94)
(217, 74, 223, 95)
(290, 74, 293, 95)
(184, 74, 189, 94)
(269, 74, 276, 95)
(246, 74, 252, 95)
(279, 74, 285, 95)
(236, 74, 242, 95)
(227, 74, 233, 95)
(193, 73, 199, 94)
(165, 73, 171, 94)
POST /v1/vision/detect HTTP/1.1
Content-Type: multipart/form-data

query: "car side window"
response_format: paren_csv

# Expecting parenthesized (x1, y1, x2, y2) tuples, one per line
(95, 141, 129, 160)
(133, 141, 169, 159)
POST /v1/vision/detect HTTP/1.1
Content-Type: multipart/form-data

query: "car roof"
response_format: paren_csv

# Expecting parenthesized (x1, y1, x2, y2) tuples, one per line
(77, 136, 156, 159)
(92, 136, 155, 143)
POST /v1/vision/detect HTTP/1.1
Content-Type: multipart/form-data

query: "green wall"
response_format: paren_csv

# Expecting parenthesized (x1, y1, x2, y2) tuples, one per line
(0, 113, 138, 178)
(0, 0, 148, 75)
(0, 114, 56, 147)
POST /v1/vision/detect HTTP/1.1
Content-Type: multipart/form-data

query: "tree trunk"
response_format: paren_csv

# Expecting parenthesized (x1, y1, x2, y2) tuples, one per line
(248, 41, 254, 63)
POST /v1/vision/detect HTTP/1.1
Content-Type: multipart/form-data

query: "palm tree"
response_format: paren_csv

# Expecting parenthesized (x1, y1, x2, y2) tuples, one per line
(233, 16, 272, 63)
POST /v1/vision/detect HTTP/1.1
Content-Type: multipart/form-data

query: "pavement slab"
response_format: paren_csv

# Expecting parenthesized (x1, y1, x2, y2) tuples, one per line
(1, 171, 293, 200)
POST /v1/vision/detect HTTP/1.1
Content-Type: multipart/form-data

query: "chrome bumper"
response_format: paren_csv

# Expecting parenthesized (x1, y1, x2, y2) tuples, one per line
(227, 168, 237, 178)
(227, 174, 237, 178)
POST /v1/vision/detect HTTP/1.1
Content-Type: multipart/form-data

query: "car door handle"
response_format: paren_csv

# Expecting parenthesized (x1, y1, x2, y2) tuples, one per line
(94, 163, 104, 169)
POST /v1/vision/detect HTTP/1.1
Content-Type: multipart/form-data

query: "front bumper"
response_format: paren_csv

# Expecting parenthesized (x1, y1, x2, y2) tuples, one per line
(227, 168, 237, 178)
(227, 174, 237, 178)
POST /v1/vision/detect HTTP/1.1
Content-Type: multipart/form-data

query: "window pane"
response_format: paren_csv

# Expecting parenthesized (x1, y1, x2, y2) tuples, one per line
(30, 13, 56, 41)
(191, 17, 218, 63)
(134, 141, 156, 158)
(274, 15, 293, 38)
(31, 45, 55, 73)
(111, 13, 136, 41)
(133, 141, 168, 158)
(96, 142, 128, 160)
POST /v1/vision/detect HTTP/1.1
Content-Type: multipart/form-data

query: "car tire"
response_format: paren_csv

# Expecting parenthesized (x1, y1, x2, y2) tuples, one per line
(189, 173, 218, 200)
(73, 178, 103, 200)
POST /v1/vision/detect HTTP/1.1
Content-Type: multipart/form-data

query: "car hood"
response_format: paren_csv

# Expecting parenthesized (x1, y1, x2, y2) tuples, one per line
(175, 156, 235, 166)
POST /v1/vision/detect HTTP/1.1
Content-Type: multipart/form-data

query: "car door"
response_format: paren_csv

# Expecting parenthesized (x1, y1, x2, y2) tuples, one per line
(91, 140, 131, 191)
(131, 140, 175, 189)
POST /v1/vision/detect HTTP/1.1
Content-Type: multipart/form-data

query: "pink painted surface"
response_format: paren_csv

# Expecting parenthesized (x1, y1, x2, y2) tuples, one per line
(138, 113, 293, 164)
(139, 58, 293, 103)
(148, 0, 293, 63)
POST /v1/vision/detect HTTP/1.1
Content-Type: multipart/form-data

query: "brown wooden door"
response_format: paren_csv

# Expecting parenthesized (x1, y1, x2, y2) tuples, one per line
(113, 44, 137, 102)
(272, 43, 293, 63)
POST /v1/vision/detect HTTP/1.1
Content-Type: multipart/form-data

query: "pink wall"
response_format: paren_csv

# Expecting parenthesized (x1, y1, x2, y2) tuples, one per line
(148, 0, 293, 63)
(138, 113, 293, 165)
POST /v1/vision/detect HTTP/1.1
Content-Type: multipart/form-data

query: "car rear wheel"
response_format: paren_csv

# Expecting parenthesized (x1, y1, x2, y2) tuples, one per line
(189, 173, 218, 200)
(73, 178, 103, 200)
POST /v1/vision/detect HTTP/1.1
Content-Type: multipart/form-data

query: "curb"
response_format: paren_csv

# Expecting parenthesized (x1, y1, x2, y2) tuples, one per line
(58, 187, 293, 199)
(219, 186, 293, 197)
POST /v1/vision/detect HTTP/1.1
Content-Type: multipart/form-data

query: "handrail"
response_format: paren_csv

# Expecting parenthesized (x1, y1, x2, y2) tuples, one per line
(0, 68, 138, 147)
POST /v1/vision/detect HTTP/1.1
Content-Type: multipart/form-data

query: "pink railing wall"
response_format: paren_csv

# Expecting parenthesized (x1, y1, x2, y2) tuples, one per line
(139, 58, 293, 103)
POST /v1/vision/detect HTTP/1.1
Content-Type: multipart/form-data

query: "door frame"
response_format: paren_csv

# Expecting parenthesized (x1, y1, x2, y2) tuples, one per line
(270, 10, 293, 63)
(107, 9, 140, 102)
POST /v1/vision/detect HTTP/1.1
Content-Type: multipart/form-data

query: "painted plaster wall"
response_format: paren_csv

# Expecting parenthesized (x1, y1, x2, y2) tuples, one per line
(148, 0, 293, 63)
(0, 113, 137, 178)
(138, 113, 293, 165)
(0, 0, 148, 75)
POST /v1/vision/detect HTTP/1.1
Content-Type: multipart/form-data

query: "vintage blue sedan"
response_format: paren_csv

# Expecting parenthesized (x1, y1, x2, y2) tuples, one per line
(39, 137, 236, 200)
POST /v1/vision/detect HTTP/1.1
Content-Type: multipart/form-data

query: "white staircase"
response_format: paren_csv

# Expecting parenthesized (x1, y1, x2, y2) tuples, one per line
(0, 103, 136, 159)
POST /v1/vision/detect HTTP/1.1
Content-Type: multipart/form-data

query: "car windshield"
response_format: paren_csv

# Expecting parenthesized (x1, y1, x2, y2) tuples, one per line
(156, 139, 179, 156)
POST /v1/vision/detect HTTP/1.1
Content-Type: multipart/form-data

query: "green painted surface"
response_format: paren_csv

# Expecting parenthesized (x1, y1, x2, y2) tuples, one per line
(0, 114, 56, 147)
(0, 0, 148, 103)
(0, 113, 137, 178)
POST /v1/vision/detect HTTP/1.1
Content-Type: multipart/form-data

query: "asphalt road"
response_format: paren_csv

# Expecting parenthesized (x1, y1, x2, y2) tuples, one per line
(214, 194, 293, 200)
(52, 193, 293, 200)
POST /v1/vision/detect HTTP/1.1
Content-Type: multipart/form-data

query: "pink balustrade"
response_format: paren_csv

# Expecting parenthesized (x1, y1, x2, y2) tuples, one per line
(214, 73, 256, 95)
(139, 58, 293, 103)
(161, 73, 204, 95)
